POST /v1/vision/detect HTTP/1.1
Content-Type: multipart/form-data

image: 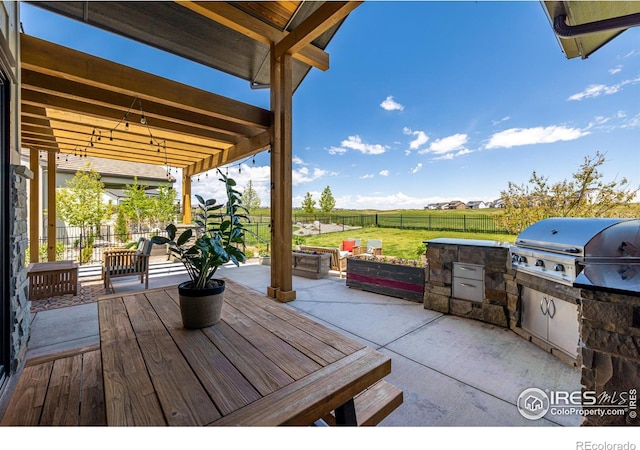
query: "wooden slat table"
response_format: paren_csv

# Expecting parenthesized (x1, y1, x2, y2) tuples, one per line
(98, 280, 393, 426)
(27, 260, 78, 300)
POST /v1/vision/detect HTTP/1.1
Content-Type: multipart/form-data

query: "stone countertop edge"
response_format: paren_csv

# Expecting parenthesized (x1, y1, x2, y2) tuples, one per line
(423, 238, 512, 248)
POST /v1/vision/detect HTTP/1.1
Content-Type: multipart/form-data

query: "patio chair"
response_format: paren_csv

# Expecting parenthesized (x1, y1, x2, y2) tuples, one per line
(362, 239, 382, 257)
(102, 238, 152, 292)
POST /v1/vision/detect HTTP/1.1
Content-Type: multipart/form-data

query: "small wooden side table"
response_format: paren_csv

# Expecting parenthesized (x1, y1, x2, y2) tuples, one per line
(27, 260, 79, 300)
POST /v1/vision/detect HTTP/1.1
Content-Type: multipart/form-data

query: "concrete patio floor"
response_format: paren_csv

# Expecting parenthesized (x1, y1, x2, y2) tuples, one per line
(25, 262, 583, 427)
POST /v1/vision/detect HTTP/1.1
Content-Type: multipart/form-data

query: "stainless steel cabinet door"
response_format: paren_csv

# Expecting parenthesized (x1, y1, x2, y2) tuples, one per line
(547, 297, 580, 358)
(521, 287, 548, 342)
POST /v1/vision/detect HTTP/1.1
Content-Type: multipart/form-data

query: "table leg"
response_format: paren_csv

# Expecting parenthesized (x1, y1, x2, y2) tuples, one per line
(335, 398, 357, 426)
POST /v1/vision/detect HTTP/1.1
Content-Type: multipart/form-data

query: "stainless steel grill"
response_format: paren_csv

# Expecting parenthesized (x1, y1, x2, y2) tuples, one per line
(510, 217, 640, 288)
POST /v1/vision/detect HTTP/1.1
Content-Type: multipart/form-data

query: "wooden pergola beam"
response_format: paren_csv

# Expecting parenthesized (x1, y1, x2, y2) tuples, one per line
(22, 34, 271, 130)
(183, 130, 271, 177)
(22, 69, 258, 141)
(274, 2, 362, 60)
(179, 1, 330, 71)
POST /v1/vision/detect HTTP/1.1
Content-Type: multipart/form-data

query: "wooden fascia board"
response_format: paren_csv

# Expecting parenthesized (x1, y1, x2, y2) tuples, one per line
(275, 2, 362, 59)
(178, 1, 330, 71)
(22, 69, 258, 140)
(21, 34, 271, 129)
(184, 130, 270, 176)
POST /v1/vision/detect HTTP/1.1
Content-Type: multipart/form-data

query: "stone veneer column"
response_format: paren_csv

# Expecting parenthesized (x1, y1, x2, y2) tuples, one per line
(580, 288, 640, 426)
(8, 165, 31, 372)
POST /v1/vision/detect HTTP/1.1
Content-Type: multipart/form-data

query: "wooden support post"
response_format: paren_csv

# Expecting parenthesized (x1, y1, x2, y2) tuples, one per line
(269, 44, 295, 302)
(182, 174, 191, 225)
(29, 148, 39, 263)
(47, 151, 56, 262)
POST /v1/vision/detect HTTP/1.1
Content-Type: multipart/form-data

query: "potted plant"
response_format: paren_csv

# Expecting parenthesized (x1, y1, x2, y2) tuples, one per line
(151, 169, 249, 328)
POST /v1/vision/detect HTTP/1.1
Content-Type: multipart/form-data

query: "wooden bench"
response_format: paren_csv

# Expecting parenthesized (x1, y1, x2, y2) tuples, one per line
(298, 245, 349, 278)
(318, 380, 403, 426)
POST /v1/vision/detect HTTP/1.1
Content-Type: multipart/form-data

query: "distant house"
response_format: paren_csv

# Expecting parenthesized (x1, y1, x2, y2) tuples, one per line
(492, 199, 506, 208)
(425, 202, 448, 210)
(446, 200, 466, 210)
(466, 201, 488, 209)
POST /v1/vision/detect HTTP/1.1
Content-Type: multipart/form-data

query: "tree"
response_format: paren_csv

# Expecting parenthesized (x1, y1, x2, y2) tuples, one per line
(319, 185, 336, 214)
(243, 180, 261, 211)
(301, 192, 316, 214)
(114, 207, 130, 243)
(149, 184, 177, 231)
(498, 151, 639, 234)
(120, 177, 153, 233)
(56, 163, 109, 263)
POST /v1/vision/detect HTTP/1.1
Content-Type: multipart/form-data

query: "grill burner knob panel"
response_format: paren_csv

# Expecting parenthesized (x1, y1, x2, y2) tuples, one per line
(554, 264, 565, 272)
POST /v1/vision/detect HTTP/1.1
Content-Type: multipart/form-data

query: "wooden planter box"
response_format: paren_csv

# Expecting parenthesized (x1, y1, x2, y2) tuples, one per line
(292, 252, 331, 279)
(346, 258, 427, 302)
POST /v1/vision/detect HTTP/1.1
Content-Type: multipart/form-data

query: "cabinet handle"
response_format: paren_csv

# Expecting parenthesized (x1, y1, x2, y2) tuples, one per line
(460, 283, 476, 288)
(540, 297, 548, 315)
(459, 267, 476, 271)
(548, 299, 556, 319)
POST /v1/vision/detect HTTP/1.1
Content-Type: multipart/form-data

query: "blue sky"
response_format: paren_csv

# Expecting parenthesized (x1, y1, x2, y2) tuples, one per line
(21, 1, 640, 210)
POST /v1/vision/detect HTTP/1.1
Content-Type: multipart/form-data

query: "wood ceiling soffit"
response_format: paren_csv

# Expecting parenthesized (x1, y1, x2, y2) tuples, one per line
(230, 2, 301, 31)
(274, 2, 362, 59)
(178, 1, 329, 71)
(22, 69, 259, 140)
(184, 130, 271, 176)
(21, 34, 271, 129)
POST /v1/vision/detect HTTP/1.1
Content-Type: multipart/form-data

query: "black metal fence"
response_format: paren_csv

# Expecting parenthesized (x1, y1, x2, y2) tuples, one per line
(34, 213, 507, 265)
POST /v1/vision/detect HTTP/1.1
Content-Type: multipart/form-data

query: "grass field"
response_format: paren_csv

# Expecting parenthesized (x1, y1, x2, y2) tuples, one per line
(296, 228, 517, 260)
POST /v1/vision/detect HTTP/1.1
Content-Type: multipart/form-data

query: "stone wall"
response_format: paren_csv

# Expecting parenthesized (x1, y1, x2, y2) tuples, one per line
(8, 165, 31, 373)
(424, 239, 511, 327)
(579, 288, 640, 426)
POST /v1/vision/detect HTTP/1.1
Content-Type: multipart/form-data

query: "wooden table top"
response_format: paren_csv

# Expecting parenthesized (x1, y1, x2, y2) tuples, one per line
(98, 279, 392, 426)
(27, 260, 78, 273)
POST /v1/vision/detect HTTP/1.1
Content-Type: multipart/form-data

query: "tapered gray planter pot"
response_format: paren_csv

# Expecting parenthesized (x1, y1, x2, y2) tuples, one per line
(178, 280, 225, 328)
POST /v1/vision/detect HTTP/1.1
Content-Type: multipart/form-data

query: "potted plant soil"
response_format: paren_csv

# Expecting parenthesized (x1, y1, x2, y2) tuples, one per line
(152, 169, 249, 328)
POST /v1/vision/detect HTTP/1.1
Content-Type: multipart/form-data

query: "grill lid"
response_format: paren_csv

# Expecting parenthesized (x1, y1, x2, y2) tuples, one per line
(515, 217, 634, 256)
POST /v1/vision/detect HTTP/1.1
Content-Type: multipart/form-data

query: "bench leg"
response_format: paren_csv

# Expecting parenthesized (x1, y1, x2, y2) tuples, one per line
(335, 398, 357, 426)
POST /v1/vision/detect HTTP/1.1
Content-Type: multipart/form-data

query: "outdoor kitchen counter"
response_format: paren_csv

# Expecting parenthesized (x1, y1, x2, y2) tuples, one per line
(424, 238, 512, 248)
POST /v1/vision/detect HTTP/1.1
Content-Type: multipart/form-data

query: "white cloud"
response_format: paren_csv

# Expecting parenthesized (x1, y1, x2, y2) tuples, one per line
(410, 163, 423, 174)
(379, 169, 389, 176)
(327, 146, 347, 155)
(492, 116, 511, 126)
(403, 127, 429, 151)
(425, 133, 469, 155)
(609, 65, 623, 75)
(432, 149, 473, 160)
(292, 156, 306, 165)
(380, 96, 404, 111)
(360, 173, 374, 179)
(292, 166, 327, 185)
(568, 77, 640, 101)
(485, 126, 589, 149)
(340, 135, 387, 155)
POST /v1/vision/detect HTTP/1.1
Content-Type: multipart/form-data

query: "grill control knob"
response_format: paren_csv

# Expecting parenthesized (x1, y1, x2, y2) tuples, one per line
(554, 264, 565, 272)
(518, 256, 527, 263)
(535, 259, 544, 267)
(511, 254, 518, 263)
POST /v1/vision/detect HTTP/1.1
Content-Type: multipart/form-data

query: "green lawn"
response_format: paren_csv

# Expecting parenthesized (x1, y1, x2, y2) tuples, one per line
(297, 228, 517, 260)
